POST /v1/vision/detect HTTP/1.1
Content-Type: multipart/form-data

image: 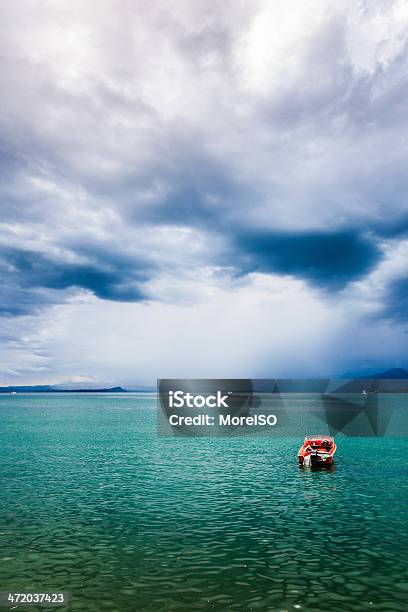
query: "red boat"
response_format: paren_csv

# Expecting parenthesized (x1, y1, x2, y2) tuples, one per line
(298, 435, 336, 467)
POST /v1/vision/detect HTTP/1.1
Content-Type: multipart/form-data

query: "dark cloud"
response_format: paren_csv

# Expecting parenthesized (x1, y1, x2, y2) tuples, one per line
(373, 214, 408, 239)
(0, 247, 150, 314)
(234, 230, 381, 288)
(0, 285, 55, 317)
(384, 277, 408, 322)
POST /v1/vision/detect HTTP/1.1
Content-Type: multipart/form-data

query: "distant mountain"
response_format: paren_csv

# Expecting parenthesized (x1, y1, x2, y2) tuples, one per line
(0, 385, 127, 393)
(333, 368, 408, 393)
(368, 368, 408, 379)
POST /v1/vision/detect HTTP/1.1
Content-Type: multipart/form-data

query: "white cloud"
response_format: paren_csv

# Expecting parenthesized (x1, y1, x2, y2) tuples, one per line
(0, 273, 342, 385)
(3, 265, 406, 386)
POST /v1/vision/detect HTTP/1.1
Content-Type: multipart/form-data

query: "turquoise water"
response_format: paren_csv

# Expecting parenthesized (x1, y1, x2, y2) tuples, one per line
(0, 393, 407, 611)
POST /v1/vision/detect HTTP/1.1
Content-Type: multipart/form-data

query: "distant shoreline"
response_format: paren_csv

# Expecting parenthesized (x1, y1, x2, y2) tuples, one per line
(0, 386, 158, 394)
(0, 386, 128, 393)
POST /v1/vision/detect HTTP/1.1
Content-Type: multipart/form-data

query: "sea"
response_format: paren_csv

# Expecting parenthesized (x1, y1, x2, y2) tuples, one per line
(0, 393, 407, 611)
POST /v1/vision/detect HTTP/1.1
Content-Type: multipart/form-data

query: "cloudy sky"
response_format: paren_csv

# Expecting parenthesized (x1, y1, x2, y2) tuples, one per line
(1, 0, 408, 386)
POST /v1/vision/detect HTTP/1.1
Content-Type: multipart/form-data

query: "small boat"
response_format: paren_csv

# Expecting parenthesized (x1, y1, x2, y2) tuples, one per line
(298, 435, 336, 467)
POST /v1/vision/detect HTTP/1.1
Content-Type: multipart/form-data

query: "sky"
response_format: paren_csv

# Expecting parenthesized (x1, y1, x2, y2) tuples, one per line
(1, 0, 408, 386)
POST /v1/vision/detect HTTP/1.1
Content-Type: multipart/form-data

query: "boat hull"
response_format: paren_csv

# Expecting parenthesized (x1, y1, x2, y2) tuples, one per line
(298, 435, 336, 468)
(298, 453, 334, 467)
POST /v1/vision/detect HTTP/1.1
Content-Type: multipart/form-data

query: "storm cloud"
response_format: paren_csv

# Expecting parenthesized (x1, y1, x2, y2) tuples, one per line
(235, 230, 381, 288)
(1, 0, 408, 382)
